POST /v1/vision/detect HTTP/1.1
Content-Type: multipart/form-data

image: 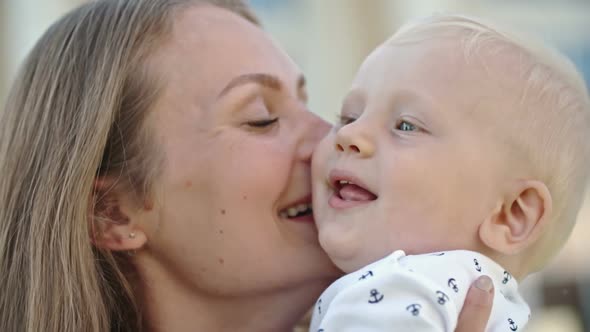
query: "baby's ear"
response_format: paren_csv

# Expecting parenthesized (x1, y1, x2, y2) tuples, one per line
(479, 180, 552, 255)
(89, 177, 147, 251)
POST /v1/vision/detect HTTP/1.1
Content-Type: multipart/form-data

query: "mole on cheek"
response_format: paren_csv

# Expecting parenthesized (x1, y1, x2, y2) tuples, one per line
(185, 181, 192, 188)
(220, 209, 226, 215)
(242, 195, 247, 200)
(218, 258, 224, 265)
(219, 229, 224, 234)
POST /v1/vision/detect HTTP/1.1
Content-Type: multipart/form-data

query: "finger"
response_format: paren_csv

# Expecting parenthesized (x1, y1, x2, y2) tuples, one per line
(456, 275, 494, 332)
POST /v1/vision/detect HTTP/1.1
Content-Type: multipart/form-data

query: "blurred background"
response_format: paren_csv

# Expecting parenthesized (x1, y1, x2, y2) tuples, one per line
(1, 0, 589, 331)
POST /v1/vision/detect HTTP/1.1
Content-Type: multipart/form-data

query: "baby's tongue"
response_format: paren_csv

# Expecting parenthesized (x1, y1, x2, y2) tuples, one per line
(339, 184, 377, 201)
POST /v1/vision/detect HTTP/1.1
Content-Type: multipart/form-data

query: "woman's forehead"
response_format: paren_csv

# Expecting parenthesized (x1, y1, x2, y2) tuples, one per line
(151, 4, 300, 100)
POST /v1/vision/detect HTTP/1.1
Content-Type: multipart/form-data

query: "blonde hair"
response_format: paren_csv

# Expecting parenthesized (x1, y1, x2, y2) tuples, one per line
(0, 1, 258, 331)
(389, 14, 590, 271)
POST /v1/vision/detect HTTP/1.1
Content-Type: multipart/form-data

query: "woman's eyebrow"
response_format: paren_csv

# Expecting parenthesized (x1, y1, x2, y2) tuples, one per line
(217, 73, 307, 100)
(218, 73, 282, 98)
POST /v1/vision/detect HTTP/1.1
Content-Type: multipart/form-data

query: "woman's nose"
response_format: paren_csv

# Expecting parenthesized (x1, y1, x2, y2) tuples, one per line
(334, 121, 375, 158)
(298, 111, 332, 162)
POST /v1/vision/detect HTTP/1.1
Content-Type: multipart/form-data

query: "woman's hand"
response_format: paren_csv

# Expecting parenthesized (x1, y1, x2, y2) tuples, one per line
(456, 276, 494, 332)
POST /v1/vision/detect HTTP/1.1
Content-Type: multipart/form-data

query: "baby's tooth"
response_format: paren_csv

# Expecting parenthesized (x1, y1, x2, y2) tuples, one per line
(297, 204, 308, 212)
(287, 207, 298, 217)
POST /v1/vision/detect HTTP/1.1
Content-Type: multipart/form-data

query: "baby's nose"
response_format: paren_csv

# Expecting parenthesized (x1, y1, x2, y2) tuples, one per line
(334, 124, 375, 158)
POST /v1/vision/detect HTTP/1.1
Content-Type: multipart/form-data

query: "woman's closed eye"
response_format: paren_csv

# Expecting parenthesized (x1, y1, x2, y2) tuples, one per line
(246, 117, 278, 128)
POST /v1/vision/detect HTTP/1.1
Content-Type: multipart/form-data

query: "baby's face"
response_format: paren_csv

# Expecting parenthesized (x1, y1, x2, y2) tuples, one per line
(312, 38, 511, 273)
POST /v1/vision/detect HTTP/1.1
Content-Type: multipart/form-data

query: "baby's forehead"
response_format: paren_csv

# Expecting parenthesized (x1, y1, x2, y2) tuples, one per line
(384, 33, 526, 82)
(381, 25, 580, 104)
(361, 36, 527, 113)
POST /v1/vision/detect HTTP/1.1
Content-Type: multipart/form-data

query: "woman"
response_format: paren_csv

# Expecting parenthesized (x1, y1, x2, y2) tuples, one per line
(0, 0, 493, 331)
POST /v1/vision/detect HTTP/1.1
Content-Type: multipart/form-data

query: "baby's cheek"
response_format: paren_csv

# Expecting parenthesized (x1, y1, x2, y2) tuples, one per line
(317, 224, 339, 255)
(314, 133, 338, 161)
(311, 139, 331, 179)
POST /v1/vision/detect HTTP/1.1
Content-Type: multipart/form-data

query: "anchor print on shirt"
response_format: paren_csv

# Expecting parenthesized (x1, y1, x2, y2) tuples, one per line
(502, 271, 512, 284)
(473, 258, 482, 272)
(368, 289, 384, 304)
(448, 278, 459, 293)
(436, 291, 450, 305)
(317, 298, 322, 315)
(359, 270, 374, 281)
(406, 303, 422, 316)
(508, 318, 518, 331)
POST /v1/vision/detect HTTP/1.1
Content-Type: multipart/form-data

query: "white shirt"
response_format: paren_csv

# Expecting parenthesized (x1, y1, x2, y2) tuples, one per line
(310, 250, 530, 332)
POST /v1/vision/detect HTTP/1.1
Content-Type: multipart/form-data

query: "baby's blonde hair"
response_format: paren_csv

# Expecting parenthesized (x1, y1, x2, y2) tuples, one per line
(388, 14, 590, 271)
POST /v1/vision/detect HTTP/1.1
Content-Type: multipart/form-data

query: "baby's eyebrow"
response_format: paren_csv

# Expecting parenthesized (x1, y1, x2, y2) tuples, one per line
(218, 73, 282, 98)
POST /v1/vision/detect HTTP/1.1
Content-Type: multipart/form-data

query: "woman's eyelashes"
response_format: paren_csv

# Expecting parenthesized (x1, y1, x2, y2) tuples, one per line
(245, 117, 278, 128)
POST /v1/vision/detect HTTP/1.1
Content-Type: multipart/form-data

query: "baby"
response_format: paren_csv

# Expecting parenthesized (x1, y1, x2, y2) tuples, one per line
(310, 14, 590, 332)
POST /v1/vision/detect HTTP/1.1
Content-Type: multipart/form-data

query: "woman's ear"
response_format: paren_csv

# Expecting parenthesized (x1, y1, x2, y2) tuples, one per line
(479, 180, 552, 255)
(90, 177, 148, 251)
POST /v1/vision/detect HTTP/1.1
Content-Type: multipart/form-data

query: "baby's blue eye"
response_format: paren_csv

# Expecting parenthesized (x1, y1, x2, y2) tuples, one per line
(397, 121, 416, 132)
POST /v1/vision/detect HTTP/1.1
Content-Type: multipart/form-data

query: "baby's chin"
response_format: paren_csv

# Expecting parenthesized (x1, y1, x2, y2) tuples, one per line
(327, 253, 367, 274)
(318, 229, 384, 273)
(333, 251, 391, 274)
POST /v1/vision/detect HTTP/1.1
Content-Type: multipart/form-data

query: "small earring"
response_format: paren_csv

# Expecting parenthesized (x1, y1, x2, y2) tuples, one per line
(128, 232, 136, 239)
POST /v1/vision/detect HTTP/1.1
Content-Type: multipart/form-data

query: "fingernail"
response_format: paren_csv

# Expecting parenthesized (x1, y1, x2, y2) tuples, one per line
(474, 275, 493, 293)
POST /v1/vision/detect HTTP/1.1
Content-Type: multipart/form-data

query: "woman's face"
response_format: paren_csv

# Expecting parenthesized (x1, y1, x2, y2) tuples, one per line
(138, 5, 339, 296)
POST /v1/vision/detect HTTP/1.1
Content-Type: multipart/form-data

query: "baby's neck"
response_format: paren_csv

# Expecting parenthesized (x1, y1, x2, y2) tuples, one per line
(477, 248, 529, 282)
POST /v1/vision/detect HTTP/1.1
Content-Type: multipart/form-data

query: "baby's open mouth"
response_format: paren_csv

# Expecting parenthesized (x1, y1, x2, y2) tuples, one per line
(334, 180, 377, 202)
